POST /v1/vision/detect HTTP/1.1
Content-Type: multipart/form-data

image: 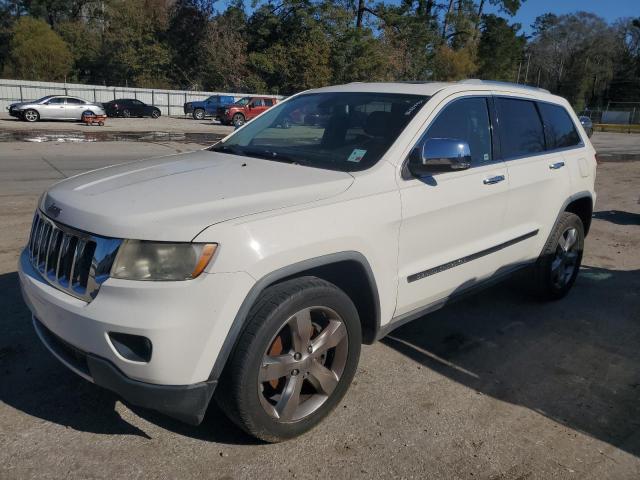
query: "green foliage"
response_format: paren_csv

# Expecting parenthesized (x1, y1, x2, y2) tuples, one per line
(3, 16, 73, 81)
(1, 0, 638, 108)
(477, 14, 525, 81)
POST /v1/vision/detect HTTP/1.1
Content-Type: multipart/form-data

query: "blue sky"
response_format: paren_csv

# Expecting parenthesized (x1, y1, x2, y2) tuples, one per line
(485, 0, 639, 35)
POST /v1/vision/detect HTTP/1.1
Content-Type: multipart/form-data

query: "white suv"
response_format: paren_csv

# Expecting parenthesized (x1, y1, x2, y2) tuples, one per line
(18, 80, 596, 442)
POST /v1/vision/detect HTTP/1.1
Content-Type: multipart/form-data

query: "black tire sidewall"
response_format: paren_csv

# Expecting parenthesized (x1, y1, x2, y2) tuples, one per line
(222, 279, 361, 442)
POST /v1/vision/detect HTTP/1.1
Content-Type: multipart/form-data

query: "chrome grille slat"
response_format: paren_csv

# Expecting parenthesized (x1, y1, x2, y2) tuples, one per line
(26, 211, 122, 303)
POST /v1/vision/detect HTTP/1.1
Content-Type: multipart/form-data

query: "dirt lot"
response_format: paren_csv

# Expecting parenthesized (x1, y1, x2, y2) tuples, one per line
(0, 136, 639, 479)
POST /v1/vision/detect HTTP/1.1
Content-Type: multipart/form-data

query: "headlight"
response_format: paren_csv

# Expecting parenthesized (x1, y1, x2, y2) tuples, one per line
(111, 240, 217, 281)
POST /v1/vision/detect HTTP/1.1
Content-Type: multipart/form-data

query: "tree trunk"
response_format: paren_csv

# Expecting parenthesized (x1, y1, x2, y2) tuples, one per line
(441, 0, 455, 40)
(356, 0, 365, 28)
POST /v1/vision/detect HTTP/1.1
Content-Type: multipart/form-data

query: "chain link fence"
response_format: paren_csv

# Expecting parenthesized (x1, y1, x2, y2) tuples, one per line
(580, 102, 640, 125)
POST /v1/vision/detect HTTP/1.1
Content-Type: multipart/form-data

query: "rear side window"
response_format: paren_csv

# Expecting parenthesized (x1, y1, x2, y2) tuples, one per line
(66, 97, 85, 104)
(422, 97, 493, 165)
(497, 98, 546, 158)
(265, 99, 274, 107)
(538, 103, 581, 149)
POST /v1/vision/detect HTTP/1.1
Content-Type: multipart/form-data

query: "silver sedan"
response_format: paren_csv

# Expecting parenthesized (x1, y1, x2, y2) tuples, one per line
(7, 95, 106, 122)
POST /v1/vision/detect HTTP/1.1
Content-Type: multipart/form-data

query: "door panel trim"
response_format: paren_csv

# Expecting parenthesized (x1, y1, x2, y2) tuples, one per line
(407, 229, 538, 283)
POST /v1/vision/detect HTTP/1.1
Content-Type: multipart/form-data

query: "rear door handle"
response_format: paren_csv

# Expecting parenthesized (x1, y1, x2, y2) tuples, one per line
(483, 175, 505, 185)
(549, 161, 565, 170)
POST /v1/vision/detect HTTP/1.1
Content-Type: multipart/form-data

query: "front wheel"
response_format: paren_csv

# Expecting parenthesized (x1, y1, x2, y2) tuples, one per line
(23, 109, 39, 122)
(232, 113, 245, 127)
(216, 277, 361, 442)
(193, 108, 205, 120)
(151, 109, 160, 118)
(532, 212, 584, 300)
(122, 109, 131, 118)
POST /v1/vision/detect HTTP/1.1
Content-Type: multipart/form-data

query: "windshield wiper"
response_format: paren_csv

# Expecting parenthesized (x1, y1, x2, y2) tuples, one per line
(240, 148, 304, 165)
(210, 144, 246, 156)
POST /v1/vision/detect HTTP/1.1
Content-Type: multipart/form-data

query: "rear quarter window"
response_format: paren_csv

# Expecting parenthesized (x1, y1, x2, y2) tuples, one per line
(538, 102, 581, 149)
(496, 97, 546, 158)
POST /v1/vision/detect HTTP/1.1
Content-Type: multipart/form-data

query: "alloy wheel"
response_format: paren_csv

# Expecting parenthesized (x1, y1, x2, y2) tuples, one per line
(24, 110, 38, 122)
(551, 227, 579, 289)
(258, 306, 348, 422)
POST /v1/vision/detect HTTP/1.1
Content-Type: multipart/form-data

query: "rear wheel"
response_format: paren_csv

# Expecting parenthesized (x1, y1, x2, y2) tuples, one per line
(532, 212, 584, 300)
(151, 109, 160, 119)
(217, 277, 361, 442)
(193, 108, 205, 120)
(23, 109, 39, 122)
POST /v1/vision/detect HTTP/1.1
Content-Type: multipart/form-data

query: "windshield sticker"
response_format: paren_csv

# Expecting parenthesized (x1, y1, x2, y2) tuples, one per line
(347, 149, 367, 162)
(404, 100, 425, 116)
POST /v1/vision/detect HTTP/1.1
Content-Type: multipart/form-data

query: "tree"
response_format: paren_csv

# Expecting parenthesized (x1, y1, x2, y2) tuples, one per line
(3, 16, 73, 81)
(476, 14, 525, 81)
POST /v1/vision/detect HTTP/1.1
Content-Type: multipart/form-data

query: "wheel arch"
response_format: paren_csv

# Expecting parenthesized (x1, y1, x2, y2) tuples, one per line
(208, 251, 381, 382)
(564, 195, 593, 236)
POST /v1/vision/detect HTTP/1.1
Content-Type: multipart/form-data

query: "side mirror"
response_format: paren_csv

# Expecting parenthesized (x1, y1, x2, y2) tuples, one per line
(408, 138, 472, 176)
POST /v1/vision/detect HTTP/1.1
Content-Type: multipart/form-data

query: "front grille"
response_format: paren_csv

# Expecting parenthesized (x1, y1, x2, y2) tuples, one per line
(27, 211, 122, 302)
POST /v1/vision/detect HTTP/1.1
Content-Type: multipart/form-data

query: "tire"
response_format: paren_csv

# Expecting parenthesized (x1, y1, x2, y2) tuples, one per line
(232, 113, 245, 127)
(122, 109, 131, 118)
(193, 108, 205, 120)
(151, 109, 160, 119)
(23, 109, 39, 122)
(216, 276, 361, 443)
(532, 212, 584, 300)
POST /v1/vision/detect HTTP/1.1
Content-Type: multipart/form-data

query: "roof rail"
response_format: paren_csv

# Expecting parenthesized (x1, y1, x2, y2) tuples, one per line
(458, 79, 551, 94)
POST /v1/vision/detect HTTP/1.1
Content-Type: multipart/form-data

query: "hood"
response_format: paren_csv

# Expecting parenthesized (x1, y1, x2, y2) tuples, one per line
(41, 150, 354, 241)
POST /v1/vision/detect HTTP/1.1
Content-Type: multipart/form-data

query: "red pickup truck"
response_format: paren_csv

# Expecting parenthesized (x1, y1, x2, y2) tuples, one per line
(218, 96, 278, 126)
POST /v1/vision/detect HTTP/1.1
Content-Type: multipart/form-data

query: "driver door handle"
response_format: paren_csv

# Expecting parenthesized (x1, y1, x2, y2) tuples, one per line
(549, 161, 565, 170)
(483, 175, 505, 185)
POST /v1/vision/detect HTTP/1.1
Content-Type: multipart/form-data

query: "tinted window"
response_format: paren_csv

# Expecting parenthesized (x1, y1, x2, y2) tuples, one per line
(252, 99, 265, 107)
(497, 98, 546, 157)
(211, 92, 428, 172)
(422, 97, 493, 164)
(66, 97, 85, 104)
(265, 99, 274, 107)
(538, 103, 581, 149)
(132, 100, 143, 105)
(46, 97, 65, 104)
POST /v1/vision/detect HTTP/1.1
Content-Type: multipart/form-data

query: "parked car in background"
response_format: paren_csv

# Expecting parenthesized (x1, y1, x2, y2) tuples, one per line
(219, 96, 278, 126)
(579, 116, 594, 137)
(103, 99, 161, 118)
(7, 95, 105, 122)
(183, 95, 235, 120)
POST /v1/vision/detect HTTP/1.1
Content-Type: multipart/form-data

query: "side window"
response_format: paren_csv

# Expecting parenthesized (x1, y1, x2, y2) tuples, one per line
(252, 99, 264, 107)
(264, 98, 274, 107)
(66, 98, 85, 104)
(46, 97, 66, 104)
(422, 97, 493, 165)
(496, 98, 546, 157)
(537, 102, 581, 149)
(132, 100, 143, 105)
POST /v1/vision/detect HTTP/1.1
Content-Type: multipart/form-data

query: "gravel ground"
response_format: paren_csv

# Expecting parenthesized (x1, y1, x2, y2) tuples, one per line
(0, 138, 638, 479)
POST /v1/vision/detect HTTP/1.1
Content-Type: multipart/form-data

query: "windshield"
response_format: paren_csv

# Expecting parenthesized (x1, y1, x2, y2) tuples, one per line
(33, 96, 55, 103)
(210, 92, 429, 172)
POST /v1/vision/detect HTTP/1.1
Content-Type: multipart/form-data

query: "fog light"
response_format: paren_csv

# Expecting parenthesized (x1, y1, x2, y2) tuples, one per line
(108, 332, 152, 363)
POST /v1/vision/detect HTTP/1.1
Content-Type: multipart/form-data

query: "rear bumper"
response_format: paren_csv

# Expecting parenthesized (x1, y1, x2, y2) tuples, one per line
(33, 317, 215, 425)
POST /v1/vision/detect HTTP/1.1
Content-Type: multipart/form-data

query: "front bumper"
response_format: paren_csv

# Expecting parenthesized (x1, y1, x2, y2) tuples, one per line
(33, 317, 215, 424)
(18, 248, 255, 423)
(9, 108, 22, 118)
